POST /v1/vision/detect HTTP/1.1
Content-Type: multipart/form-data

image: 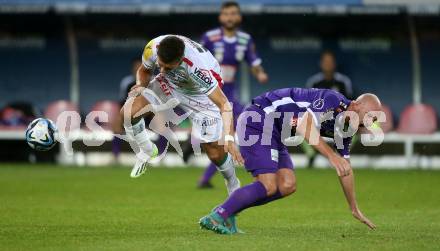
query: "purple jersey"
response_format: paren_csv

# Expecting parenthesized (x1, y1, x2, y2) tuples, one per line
(250, 88, 353, 158)
(200, 28, 262, 100)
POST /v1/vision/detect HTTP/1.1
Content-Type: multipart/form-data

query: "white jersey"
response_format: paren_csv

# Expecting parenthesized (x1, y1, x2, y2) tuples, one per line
(141, 35, 224, 142)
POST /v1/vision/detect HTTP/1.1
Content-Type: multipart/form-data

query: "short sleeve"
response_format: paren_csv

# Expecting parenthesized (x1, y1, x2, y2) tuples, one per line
(142, 39, 157, 70)
(245, 37, 262, 67)
(205, 70, 221, 95)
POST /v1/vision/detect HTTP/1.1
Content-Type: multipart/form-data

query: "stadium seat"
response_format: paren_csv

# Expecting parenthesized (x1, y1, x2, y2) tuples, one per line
(381, 104, 394, 133)
(44, 100, 81, 131)
(90, 100, 120, 130)
(397, 104, 438, 134)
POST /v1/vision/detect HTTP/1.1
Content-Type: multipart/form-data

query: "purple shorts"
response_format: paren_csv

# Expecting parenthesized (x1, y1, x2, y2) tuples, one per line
(237, 105, 294, 177)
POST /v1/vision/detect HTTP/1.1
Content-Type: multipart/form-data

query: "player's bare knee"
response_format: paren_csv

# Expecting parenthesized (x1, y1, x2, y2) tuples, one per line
(206, 149, 224, 164)
(266, 183, 278, 196)
(259, 180, 277, 196)
(203, 143, 225, 164)
(257, 173, 278, 196)
(276, 169, 296, 196)
(279, 181, 296, 196)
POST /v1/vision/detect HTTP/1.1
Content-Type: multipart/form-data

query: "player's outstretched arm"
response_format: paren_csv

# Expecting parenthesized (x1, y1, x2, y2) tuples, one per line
(297, 112, 376, 230)
(297, 112, 351, 177)
(339, 170, 377, 230)
(208, 86, 244, 165)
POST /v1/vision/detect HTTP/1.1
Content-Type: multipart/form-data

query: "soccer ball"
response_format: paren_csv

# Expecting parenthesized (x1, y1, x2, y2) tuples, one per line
(25, 118, 58, 151)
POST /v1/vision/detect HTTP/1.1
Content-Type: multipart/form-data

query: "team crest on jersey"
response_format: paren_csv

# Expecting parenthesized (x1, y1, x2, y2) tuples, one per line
(312, 98, 325, 109)
(191, 67, 213, 88)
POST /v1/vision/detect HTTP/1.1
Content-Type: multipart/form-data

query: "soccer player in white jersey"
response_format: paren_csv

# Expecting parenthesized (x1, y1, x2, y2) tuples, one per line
(121, 35, 243, 194)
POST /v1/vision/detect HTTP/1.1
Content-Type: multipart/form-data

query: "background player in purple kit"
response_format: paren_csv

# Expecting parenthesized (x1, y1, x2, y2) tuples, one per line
(199, 88, 380, 234)
(197, 1, 269, 188)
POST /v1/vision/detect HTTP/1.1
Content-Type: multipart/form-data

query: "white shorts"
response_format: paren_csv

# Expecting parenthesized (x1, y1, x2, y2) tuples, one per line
(142, 80, 223, 143)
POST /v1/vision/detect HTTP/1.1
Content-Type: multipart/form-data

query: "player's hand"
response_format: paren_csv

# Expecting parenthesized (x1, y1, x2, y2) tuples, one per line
(329, 154, 351, 177)
(352, 208, 376, 230)
(224, 141, 244, 166)
(128, 85, 145, 98)
(256, 72, 269, 84)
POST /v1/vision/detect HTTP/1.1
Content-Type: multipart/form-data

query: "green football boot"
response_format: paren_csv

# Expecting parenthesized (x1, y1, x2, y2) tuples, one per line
(199, 212, 232, 235)
(225, 214, 245, 234)
(210, 206, 244, 234)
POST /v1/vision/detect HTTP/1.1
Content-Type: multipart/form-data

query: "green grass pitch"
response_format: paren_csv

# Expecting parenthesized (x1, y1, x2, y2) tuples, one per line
(0, 164, 439, 251)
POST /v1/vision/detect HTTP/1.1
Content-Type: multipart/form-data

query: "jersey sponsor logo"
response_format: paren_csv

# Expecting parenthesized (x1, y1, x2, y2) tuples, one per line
(157, 75, 172, 96)
(312, 98, 325, 109)
(191, 67, 213, 88)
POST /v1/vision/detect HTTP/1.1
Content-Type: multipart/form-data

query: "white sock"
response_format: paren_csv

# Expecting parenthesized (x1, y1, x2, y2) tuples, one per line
(124, 119, 154, 155)
(217, 153, 237, 181)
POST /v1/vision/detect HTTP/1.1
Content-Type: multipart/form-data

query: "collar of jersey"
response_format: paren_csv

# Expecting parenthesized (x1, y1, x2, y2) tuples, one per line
(223, 36, 237, 43)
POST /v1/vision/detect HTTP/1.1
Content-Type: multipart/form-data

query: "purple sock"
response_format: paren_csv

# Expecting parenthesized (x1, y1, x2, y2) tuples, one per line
(216, 181, 267, 220)
(112, 137, 122, 157)
(199, 163, 217, 185)
(236, 190, 283, 214)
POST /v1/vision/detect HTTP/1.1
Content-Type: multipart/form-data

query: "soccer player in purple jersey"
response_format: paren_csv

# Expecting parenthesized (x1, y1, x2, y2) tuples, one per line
(197, 1, 269, 188)
(199, 88, 380, 234)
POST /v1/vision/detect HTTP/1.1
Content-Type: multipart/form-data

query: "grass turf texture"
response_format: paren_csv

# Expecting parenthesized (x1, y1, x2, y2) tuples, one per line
(0, 164, 439, 251)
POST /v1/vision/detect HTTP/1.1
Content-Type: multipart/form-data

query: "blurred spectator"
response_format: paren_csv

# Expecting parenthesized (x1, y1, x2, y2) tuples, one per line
(303, 51, 354, 168)
(0, 102, 37, 127)
(197, 1, 268, 188)
(306, 50, 353, 99)
(119, 58, 142, 105)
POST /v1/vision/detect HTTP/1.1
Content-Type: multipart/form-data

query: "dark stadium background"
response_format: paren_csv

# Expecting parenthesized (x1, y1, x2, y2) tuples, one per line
(2, 13, 440, 114)
(1, 7, 440, 164)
